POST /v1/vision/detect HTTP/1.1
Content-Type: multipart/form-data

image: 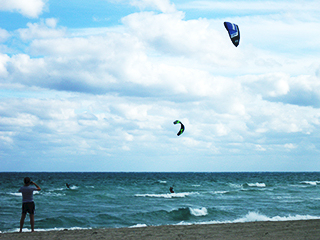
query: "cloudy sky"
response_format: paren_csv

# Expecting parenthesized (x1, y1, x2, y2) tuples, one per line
(1, 0, 320, 172)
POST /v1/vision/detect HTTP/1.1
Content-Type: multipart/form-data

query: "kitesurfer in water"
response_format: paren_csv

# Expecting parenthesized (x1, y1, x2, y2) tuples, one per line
(66, 183, 70, 189)
(169, 186, 174, 193)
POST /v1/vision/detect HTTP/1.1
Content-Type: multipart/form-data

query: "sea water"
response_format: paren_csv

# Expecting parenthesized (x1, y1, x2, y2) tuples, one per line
(1, 172, 320, 233)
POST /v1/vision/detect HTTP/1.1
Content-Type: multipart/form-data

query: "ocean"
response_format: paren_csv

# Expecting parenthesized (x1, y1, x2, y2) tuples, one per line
(1, 172, 320, 233)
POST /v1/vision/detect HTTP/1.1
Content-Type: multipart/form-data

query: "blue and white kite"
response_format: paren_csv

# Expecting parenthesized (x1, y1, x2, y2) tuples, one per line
(224, 22, 240, 47)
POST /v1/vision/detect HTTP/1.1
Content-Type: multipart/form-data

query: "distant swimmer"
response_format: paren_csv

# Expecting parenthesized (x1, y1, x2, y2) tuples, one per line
(169, 186, 174, 193)
(66, 183, 70, 189)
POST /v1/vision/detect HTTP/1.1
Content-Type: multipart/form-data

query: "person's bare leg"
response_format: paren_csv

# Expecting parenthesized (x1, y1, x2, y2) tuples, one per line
(20, 213, 26, 232)
(30, 214, 35, 232)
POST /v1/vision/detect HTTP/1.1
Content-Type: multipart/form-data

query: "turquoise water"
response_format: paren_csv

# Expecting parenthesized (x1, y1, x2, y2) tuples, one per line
(1, 172, 320, 233)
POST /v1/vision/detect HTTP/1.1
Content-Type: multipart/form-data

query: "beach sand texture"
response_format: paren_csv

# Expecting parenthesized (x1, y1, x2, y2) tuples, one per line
(1, 220, 320, 240)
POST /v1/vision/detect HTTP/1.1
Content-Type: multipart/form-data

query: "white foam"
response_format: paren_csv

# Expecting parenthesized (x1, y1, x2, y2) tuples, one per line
(234, 211, 270, 222)
(5, 227, 92, 233)
(213, 191, 228, 194)
(234, 211, 320, 223)
(9, 191, 41, 197)
(158, 180, 167, 184)
(129, 224, 147, 228)
(48, 188, 64, 192)
(301, 181, 320, 186)
(189, 207, 208, 217)
(44, 192, 66, 197)
(247, 183, 266, 187)
(228, 183, 243, 189)
(9, 192, 22, 197)
(177, 211, 320, 227)
(135, 192, 198, 199)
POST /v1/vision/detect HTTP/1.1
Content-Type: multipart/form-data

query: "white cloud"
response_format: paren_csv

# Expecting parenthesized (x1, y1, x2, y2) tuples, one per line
(0, 28, 10, 42)
(0, 134, 14, 145)
(284, 143, 296, 149)
(0, 0, 46, 18)
(18, 18, 66, 41)
(0, 113, 39, 127)
(252, 101, 319, 134)
(130, 0, 176, 13)
(0, 53, 10, 77)
(1, 0, 320, 171)
(177, 1, 320, 16)
(242, 73, 290, 97)
(122, 11, 235, 66)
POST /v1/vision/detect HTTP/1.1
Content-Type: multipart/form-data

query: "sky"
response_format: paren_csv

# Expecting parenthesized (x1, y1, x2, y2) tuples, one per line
(1, 0, 320, 172)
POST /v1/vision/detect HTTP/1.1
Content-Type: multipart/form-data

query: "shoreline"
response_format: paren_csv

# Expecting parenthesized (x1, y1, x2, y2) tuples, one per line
(1, 219, 320, 240)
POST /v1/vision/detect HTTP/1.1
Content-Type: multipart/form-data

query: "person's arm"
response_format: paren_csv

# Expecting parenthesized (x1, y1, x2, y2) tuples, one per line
(31, 181, 41, 191)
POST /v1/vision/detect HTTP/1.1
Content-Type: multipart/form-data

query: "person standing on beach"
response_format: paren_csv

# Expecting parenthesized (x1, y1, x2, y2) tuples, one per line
(19, 177, 41, 232)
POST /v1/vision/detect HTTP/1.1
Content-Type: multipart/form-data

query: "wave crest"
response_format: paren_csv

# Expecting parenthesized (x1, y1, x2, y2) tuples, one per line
(135, 192, 198, 198)
(246, 183, 266, 188)
(189, 207, 208, 217)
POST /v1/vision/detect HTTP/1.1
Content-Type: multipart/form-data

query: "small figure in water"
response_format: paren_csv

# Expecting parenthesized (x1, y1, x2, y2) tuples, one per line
(169, 186, 174, 193)
(66, 183, 70, 189)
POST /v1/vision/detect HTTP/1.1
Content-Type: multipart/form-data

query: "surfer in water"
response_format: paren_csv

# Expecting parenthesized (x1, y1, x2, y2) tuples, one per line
(66, 183, 70, 189)
(169, 186, 174, 193)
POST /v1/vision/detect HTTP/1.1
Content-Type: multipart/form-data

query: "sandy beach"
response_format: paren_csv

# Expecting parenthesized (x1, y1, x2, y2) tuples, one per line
(1, 220, 320, 240)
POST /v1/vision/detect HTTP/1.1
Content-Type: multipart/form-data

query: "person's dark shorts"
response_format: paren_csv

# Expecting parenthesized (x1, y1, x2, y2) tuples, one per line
(22, 202, 35, 214)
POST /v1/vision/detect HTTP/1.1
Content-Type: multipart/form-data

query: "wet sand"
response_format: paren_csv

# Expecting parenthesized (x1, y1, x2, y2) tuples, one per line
(1, 220, 320, 240)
